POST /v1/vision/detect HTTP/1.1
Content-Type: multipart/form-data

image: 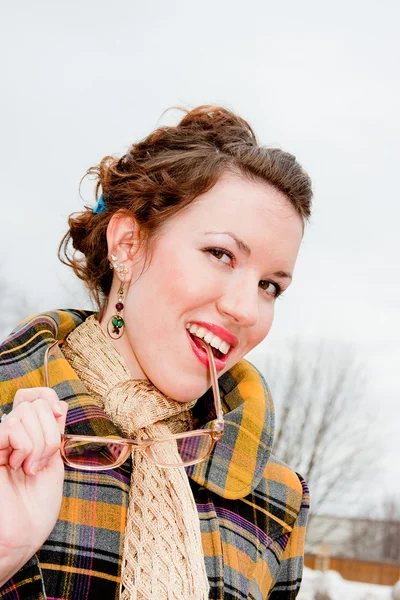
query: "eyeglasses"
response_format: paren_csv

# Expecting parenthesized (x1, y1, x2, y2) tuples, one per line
(44, 338, 224, 470)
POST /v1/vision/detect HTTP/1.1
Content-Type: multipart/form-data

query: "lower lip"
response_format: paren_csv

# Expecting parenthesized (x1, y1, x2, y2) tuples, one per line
(186, 331, 229, 372)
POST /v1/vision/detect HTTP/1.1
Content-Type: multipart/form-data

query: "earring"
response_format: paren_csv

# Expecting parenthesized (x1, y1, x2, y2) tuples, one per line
(107, 254, 128, 339)
(110, 253, 129, 276)
(107, 280, 126, 339)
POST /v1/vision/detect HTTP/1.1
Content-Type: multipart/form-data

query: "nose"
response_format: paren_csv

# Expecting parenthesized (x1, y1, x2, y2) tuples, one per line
(216, 278, 259, 328)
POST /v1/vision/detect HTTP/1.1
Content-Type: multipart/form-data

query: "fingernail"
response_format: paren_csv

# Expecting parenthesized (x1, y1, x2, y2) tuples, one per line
(54, 404, 64, 417)
(30, 461, 39, 474)
(13, 461, 23, 471)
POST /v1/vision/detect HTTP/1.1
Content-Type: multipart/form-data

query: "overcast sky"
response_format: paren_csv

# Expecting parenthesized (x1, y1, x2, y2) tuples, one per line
(1, 0, 399, 511)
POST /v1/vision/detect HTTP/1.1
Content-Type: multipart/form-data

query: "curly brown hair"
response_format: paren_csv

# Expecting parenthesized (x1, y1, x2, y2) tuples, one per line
(59, 105, 312, 307)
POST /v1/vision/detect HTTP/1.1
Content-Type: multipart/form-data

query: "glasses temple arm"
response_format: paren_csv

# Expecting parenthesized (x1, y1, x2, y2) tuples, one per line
(43, 341, 60, 388)
(198, 340, 224, 423)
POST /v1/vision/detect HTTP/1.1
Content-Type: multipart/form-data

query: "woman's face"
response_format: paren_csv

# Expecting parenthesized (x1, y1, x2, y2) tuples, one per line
(111, 171, 304, 402)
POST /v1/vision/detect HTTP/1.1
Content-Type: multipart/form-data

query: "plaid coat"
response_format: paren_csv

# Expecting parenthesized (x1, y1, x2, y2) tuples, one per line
(0, 310, 309, 600)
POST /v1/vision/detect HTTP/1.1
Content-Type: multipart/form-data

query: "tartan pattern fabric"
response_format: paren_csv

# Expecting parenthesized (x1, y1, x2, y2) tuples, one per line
(0, 310, 309, 599)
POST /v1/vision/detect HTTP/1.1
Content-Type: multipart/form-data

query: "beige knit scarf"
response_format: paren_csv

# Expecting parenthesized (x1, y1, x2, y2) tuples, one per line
(62, 315, 209, 600)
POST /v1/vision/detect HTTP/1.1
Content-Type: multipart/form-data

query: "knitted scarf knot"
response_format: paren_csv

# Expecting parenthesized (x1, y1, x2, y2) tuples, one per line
(62, 315, 209, 600)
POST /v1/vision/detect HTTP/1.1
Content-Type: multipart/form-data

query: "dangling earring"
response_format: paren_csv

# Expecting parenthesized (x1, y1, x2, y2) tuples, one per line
(107, 280, 125, 339)
(108, 254, 128, 339)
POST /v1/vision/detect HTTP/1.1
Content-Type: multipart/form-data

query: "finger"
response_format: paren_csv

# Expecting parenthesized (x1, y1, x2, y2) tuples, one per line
(0, 445, 12, 465)
(26, 399, 62, 471)
(44, 402, 68, 471)
(42, 402, 68, 470)
(13, 388, 64, 417)
(17, 403, 46, 475)
(0, 416, 33, 470)
(56, 401, 68, 435)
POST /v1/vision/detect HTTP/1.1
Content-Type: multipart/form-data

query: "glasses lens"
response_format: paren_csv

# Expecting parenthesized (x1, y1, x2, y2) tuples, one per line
(149, 433, 213, 466)
(63, 439, 126, 470)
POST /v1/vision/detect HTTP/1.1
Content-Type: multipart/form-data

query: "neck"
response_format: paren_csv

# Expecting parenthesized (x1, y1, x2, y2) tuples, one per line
(98, 309, 148, 381)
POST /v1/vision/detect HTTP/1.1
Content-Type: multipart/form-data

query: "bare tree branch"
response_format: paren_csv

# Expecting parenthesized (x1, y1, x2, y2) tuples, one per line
(262, 338, 374, 525)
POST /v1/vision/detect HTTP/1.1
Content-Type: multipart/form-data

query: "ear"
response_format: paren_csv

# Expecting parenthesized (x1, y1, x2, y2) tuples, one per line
(106, 211, 141, 282)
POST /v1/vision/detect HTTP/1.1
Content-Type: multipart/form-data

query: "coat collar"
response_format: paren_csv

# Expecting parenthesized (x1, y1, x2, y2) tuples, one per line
(1, 309, 274, 499)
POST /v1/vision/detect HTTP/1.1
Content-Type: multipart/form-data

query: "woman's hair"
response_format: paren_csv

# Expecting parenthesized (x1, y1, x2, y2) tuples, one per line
(59, 105, 313, 307)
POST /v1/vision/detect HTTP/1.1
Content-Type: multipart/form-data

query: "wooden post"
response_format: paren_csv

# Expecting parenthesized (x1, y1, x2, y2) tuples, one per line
(315, 543, 331, 572)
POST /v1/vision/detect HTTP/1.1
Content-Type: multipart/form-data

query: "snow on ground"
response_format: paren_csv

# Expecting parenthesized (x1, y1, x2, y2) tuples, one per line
(298, 567, 394, 600)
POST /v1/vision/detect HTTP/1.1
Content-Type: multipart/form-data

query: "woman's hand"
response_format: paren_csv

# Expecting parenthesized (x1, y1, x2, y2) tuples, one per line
(0, 389, 68, 586)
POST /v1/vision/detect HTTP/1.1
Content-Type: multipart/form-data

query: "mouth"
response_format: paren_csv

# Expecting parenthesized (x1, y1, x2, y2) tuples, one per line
(185, 322, 234, 372)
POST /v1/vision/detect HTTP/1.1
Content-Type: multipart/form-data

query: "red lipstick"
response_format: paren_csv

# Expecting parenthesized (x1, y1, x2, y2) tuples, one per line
(187, 321, 238, 348)
(186, 331, 229, 372)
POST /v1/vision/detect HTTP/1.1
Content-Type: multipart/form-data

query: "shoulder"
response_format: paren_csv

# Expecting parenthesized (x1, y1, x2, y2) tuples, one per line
(224, 360, 308, 528)
(253, 453, 309, 536)
(264, 454, 305, 499)
(0, 309, 91, 412)
(1, 309, 91, 352)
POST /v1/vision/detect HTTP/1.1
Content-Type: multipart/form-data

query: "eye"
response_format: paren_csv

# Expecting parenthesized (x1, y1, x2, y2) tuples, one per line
(204, 247, 234, 266)
(259, 280, 281, 298)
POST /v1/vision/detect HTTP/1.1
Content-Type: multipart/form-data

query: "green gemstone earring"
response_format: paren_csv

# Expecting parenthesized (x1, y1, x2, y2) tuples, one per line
(107, 280, 125, 339)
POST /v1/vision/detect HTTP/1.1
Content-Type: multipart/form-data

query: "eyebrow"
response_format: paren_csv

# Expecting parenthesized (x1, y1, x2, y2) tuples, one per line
(272, 270, 292, 281)
(205, 231, 252, 256)
(205, 231, 292, 280)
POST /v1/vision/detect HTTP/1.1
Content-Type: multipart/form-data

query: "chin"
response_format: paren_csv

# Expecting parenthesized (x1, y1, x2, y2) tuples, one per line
(149, 376, 206, 404)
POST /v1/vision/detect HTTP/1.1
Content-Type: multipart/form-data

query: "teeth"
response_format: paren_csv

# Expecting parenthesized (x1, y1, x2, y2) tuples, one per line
(210, 336, 221, 350)
(219, 341, 230, 354)
(186, 323, 231, 355)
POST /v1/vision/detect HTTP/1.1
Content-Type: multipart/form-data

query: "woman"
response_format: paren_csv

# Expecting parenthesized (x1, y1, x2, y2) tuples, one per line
(0, 106, 311, 599)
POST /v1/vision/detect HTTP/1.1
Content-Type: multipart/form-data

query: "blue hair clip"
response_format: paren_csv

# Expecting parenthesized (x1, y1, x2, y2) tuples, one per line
(93, 195, 107, 215)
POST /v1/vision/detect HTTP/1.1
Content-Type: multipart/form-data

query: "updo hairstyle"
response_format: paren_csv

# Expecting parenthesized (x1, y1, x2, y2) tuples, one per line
(59, 105, 312, 307)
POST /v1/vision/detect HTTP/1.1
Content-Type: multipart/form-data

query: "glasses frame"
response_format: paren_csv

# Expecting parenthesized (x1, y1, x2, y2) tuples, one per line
(44, 338, 224, 470)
